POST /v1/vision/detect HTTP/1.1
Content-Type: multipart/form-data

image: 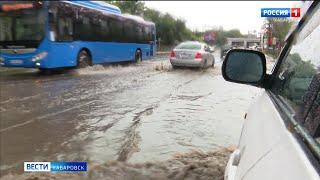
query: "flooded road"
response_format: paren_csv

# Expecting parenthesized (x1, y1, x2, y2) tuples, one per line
(0, 52, 263, 178)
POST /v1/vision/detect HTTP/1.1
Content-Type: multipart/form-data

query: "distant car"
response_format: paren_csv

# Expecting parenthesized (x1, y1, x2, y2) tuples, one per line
(169, 41, 215, 69)
(221, 45, 233, 61)
(248, 44, 262, 51)
(209, 46, 215, 52)
(248, 45, 258, 50)
(224, 1, 320, 180)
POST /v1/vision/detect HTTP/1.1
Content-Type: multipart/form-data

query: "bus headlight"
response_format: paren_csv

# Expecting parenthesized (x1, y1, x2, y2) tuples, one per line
(32, 51, 48, 62)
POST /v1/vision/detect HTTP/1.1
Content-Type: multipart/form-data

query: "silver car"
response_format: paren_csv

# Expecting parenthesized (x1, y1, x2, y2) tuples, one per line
(170, 41, 215, 69)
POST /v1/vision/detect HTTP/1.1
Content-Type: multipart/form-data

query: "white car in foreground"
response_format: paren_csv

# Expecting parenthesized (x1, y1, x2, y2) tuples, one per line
(223, 1, 320, 180)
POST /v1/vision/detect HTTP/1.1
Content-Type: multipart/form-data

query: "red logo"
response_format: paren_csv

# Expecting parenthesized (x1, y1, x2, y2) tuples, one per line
(291, 8, 300, 17)
(1, 3, 33, 12)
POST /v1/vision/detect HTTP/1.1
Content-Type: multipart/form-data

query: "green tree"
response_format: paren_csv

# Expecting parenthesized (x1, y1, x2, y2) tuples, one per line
(106, 1, 197, 46)
(267, 18, 293, 48)
(108, 1, 145, 15)
(144, 10, 197, 45)
(214, 28, 244, 47)
(225, 29, 243, 38)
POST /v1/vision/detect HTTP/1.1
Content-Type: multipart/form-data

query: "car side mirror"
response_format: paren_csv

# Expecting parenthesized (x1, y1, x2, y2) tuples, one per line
(222, 49, 267, 87)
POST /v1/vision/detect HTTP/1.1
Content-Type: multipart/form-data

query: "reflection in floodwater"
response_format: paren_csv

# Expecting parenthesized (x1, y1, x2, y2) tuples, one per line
(0, 52, 263, 179)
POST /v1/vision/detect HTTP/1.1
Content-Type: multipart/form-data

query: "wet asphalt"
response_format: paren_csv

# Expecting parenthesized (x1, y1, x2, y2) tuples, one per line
(0, 51, 262, 176)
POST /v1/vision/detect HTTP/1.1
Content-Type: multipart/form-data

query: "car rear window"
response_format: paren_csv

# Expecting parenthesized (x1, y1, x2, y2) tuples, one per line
(175, 43, 201, 50)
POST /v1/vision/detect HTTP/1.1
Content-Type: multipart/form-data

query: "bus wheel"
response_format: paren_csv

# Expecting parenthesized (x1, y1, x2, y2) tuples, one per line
(39, 68, 52, 75)
(77, 50, 91, 68)
(135, 50, 142, 63)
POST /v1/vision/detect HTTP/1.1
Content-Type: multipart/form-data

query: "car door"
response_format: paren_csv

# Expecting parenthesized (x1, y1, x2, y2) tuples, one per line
(234, 3, 320, 180)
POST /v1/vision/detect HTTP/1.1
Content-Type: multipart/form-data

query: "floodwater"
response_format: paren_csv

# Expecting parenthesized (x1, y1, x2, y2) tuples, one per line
(0, 52, 263, 179)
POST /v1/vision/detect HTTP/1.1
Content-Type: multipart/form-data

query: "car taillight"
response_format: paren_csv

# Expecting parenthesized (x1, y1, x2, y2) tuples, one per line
(194, 52, 202, 60)
(170, 51, 176, 59)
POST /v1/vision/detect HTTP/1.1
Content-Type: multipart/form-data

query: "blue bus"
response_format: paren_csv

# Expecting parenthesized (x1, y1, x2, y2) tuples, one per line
(0, 1, 156, 71)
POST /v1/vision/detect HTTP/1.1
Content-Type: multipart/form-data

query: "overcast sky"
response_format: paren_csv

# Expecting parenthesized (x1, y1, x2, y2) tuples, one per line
(144, 1, 299, 34)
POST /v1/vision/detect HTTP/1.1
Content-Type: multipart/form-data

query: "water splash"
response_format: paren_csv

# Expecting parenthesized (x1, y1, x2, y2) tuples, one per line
(1, 148, 233, 180)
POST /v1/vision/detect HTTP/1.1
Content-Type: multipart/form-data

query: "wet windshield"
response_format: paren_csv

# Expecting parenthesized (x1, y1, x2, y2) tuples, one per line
(0, 8, 45, 46)
(0, 1, 319, 179)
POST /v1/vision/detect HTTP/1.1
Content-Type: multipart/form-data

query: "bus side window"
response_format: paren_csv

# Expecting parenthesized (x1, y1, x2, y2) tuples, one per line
(145, 26, 151, 42)
(48, 2, 59, 41)
(75, 12, 85, 41)
(126, 20, 135, 43)
(57, 17, 73, 41)
(78, 16, 90, 41)
(109, 18, 116, 42)
(129, 20, 138, 43)
(109, 17, 122, 42)
(0, 17, 13, 41)
(101, 19, 109, 41)
(56, 3, 74, 41)
(117, 19, 124, 42)
(136, 26, 142, 43)
(142, 26, 147, 43)
(90, 16, 101, 41)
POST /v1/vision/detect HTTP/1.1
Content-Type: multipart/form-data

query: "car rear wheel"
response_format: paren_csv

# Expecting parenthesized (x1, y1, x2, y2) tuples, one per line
(172, 64, 178, 69)
(135, 50, 142, 63)
(201, 60, 207, 69)
(77, 50, 92, 68)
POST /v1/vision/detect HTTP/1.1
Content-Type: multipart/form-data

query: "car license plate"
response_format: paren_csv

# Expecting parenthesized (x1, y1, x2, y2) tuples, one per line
(179, 54, 187, 58)
(10, 60, 23, 65)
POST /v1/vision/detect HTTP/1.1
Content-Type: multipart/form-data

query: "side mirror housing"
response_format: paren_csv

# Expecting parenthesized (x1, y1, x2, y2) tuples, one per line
(222, 49, 267, 88)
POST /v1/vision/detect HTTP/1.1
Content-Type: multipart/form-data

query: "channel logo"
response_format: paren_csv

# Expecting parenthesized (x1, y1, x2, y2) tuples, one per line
(24, 162, 87, 172)
(261, 8, 300, 17)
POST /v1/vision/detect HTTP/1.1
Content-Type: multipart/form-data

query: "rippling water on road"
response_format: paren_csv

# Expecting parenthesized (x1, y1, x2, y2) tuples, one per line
(0, 53, 262, 178)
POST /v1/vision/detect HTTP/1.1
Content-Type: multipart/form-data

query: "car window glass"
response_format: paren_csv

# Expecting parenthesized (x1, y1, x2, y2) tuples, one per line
(272, 5, 320, 137)
(176, 43, 201, 50)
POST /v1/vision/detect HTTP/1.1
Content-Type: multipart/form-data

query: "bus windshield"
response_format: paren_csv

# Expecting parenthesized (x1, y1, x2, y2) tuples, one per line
(0, 8, 45, 46)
